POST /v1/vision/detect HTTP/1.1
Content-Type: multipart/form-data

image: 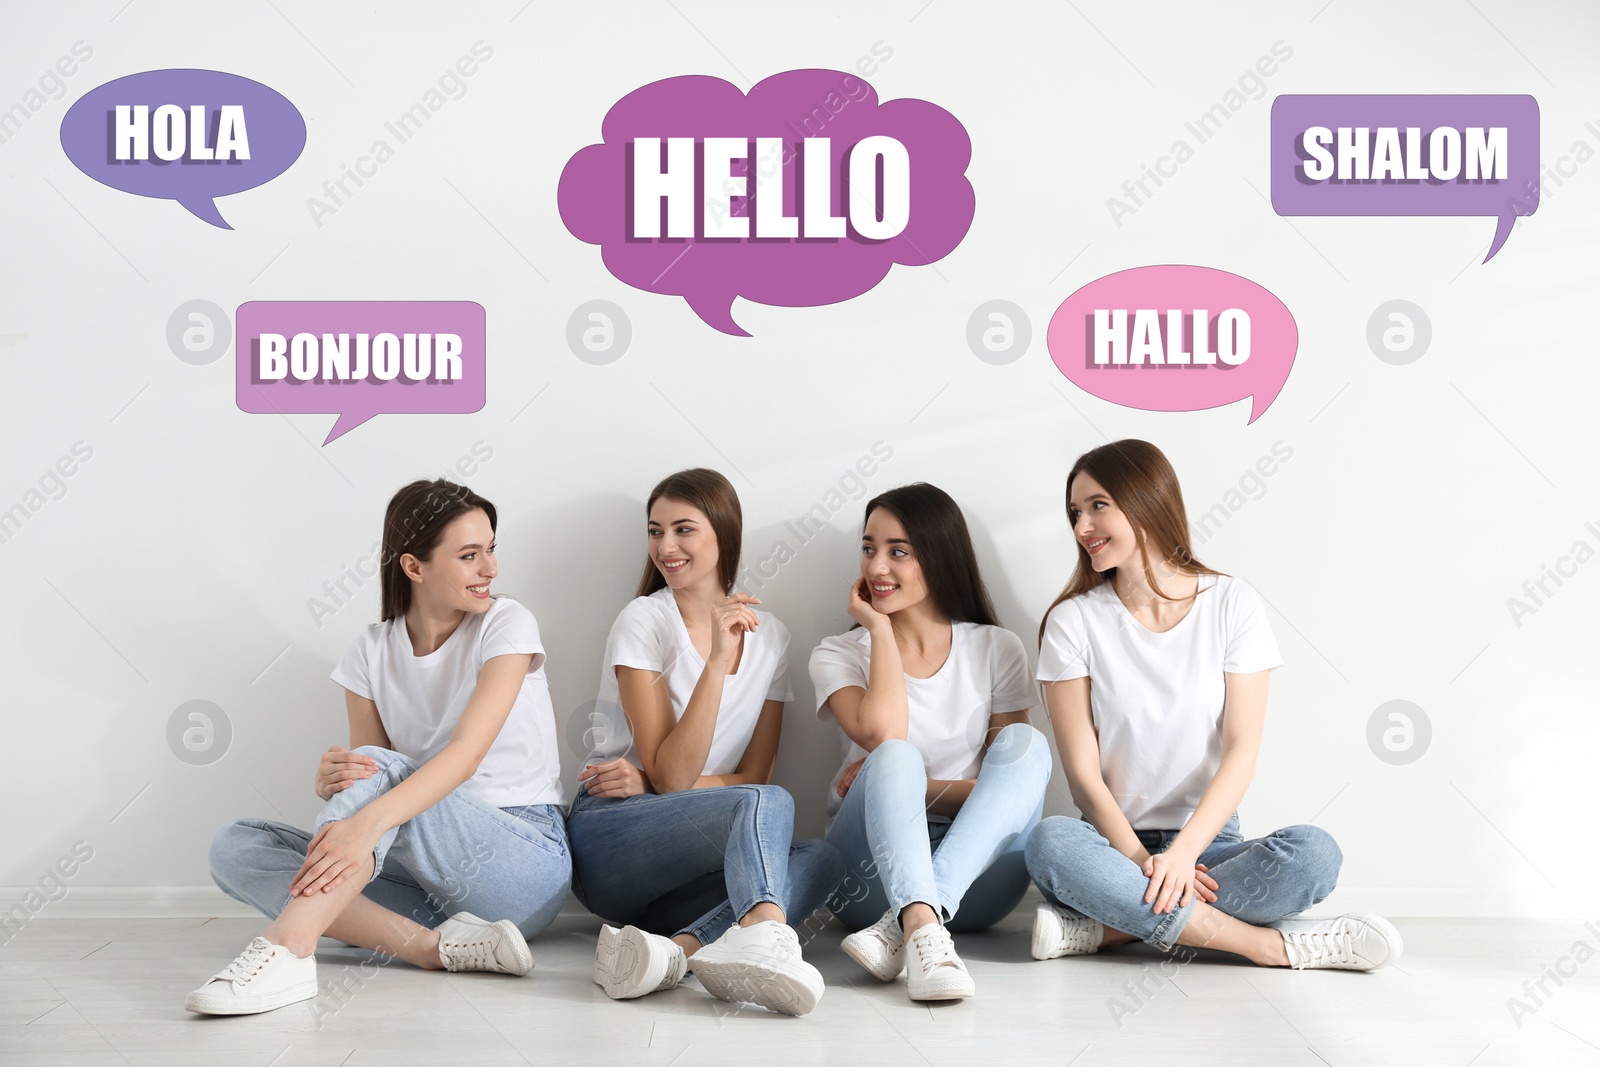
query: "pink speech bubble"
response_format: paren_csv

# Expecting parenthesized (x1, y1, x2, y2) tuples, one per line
(235, 301, 485, 444)
(1046, 266, 1297, 424)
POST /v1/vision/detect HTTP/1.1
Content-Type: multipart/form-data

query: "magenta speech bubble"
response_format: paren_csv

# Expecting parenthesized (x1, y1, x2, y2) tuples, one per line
(557, 70, 974, 336)
(236, 302, 486, 445)
(1046, 265, 1298, 424)
(60, 69, 306, 229)
(1271, 94, 1539, 262)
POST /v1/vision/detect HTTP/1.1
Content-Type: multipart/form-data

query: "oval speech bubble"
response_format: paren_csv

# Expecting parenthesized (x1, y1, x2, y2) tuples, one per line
(1046, 265, 1298, 424)
(1270, 94, 1540, 263)
(235, 301, 486, 445)
(60, 69, 306, 229)
(557, 70, 974, 336)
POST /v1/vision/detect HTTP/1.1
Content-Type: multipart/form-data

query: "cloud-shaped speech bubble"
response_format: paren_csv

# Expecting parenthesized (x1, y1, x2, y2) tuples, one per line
(60, 69, 306, 229)
(557, 70, 974, 336)
(236, 302, 486, 445)
(1271, 94, 1539, 263)
(1047, 265, 1298, 424)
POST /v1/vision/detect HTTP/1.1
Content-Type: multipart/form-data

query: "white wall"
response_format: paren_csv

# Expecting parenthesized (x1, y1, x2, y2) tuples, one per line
(2, 0, 1595, 919)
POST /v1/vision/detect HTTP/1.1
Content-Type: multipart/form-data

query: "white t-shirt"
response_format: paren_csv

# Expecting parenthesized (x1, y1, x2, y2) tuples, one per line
(1037, 574, 1282, 830)
(330, 595, 564, 808)
(810, 622, 1036, 821)
(588, 586, 794, 777)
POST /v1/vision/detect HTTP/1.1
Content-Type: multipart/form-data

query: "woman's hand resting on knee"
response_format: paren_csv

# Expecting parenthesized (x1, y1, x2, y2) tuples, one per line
(1142, 849, 1221, 914)
(579, 757, 652, 798)
(290, 815, 383, 897)
(314, 745, 378, 801)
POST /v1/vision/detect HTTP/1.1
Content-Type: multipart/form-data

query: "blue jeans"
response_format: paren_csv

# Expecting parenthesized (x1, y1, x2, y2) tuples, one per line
(210, 746, 572, 939)
(826, 723, 1053, 933)
(567, 782, 844, 946)
(1025, 814, 1342, 950)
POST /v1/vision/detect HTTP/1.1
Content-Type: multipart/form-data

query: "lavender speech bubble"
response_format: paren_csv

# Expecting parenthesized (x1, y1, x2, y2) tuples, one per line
(236, 302, 486, 445)
(1046, 265, 1298, 424)
(1271, 95, 1539, 262)
(557, 70, 974, 336)
(60, 69, 306, 229)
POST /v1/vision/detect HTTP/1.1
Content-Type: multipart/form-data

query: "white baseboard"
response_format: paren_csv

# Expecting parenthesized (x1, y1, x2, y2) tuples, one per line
(2, 884, 1580, 921)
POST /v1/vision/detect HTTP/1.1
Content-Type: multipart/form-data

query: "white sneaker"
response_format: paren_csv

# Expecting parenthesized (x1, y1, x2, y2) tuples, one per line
(593, 924, 687, 1000)
(842, 908, 906, 981)
(1032, 902, 1102, 960)
(903, 923, 974, 1001)
(185, 937, 318, 1015)
(687, 920, 824, 1016)
(1272, 911, 1403, 971)
(436, 912, 533, 975)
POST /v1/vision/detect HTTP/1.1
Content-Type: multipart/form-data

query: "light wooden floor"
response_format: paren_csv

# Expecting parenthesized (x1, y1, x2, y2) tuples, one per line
(3, 905, 1598, 1066)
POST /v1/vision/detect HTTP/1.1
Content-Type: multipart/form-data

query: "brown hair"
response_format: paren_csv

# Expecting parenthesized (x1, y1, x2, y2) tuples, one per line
(1038, 440, 1222, 643)
(379, 479, 498, 622)
(862, 483, 999, 627)
(636, 469, 742, 598)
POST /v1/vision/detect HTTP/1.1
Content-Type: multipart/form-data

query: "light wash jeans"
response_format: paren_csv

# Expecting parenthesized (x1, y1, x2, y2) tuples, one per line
(567, 781, 845, 947)
(1024, 813, 1342, 949)
(826, 722, 1053, 933)
(210, 745, 572, 939)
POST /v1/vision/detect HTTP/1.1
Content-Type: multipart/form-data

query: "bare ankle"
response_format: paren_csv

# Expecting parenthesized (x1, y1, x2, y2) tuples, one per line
(899, 903, 939, 937)
(1259, 930, 1290, 967)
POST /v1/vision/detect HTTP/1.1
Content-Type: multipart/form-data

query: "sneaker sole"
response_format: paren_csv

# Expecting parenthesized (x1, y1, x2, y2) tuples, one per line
(184, 979, 318, 1015)
(592, 924, 621, 992)
(690, 956, 822, 1016)
(599, 926, 670, 1000)
(907, 976, 974, 1001)
(842, 932, 904, 982)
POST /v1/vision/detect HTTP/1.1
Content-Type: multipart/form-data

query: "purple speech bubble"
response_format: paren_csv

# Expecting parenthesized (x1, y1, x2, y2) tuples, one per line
(1271, 94, 1539, 262)
(236, 302, 486, 445)
(1047, 265, 1298, 424)
(60, 69, 306, 229)
(557, 70, 974, 336)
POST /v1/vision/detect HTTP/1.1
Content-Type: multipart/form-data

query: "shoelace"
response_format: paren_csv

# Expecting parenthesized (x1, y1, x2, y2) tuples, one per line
(441, 935, 495, 971)
(1283, 928, 1355, 969)
(909, 927, 964, 974)
(1057, 909, 1100, 953)
(871, 911, 904, 951)
(221, 939, 276, 986)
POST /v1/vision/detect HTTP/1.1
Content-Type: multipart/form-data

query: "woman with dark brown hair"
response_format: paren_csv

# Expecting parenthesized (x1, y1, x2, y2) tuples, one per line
(1025, 440, 1402, 972)
(567, 468, 843, 1017)
(192, 479, 571, 1016)
(811, 483, 1052, 1002)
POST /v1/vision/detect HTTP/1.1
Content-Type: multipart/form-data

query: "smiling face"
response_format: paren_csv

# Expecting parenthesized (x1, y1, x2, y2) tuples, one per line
(1068, 471, 1142, 574)
(648, 496, 721, 593)
(860, 507, 931, 615)
(407, 508, 497, 615)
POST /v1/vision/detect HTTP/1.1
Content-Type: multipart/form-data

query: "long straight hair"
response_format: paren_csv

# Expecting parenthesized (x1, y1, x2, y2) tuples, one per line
(379, 479, 498, 622)
(635, 468, 742, 598)
(1038, 440, 1222, 643)
(862, 483, 999, 627)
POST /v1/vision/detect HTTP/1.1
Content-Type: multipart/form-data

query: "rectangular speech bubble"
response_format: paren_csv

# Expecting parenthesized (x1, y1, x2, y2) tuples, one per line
(1271, 94, 1539, 261)
(235, 301, 486, 444)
